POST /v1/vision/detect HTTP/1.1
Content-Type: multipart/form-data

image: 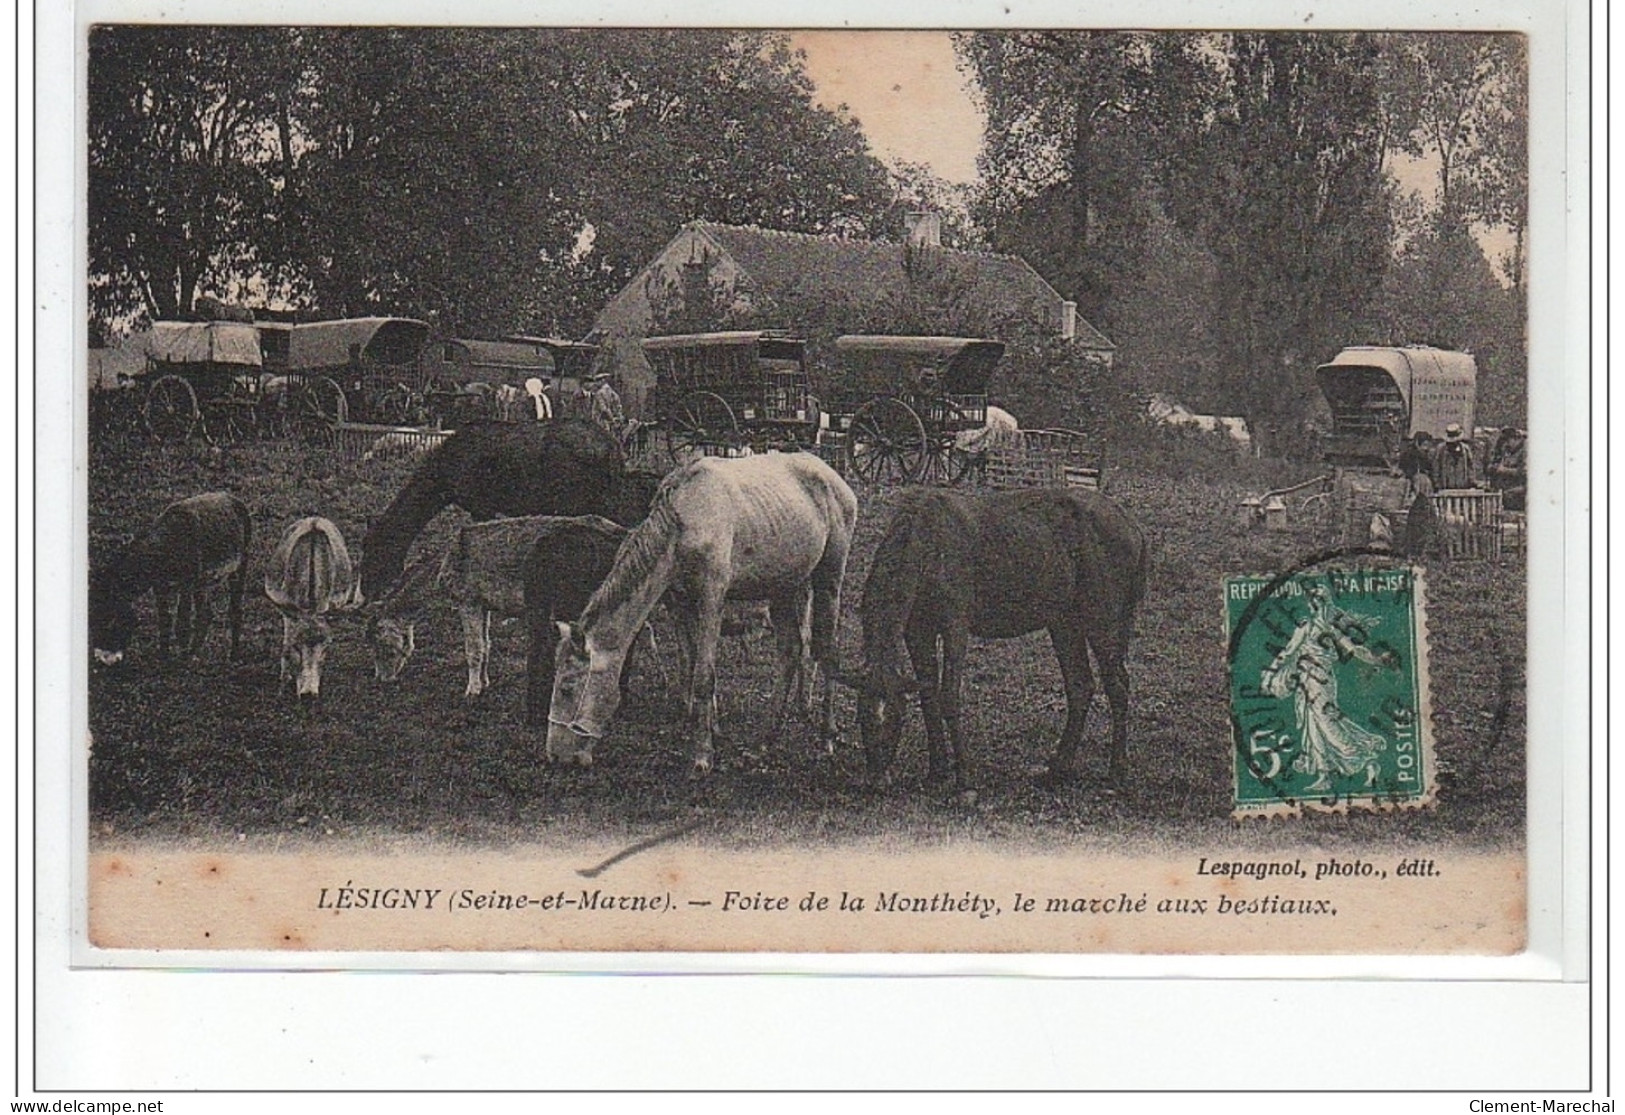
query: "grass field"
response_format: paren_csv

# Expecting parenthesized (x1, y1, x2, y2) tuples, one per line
(86, 433, 1526, 853)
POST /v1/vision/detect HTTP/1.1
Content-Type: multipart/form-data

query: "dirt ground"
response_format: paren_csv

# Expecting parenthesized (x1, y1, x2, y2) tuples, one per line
(86, 434, 1526, 853)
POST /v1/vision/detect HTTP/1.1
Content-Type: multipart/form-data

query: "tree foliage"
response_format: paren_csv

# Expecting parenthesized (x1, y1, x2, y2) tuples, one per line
(88, 27, 894, 338)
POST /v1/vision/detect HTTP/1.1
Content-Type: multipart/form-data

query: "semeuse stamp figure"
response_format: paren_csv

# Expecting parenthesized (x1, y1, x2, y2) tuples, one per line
(1225, 564, 1435, 817)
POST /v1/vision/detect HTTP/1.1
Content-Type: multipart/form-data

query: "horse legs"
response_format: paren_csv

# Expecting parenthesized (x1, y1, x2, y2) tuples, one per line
(279, 616, 295, 690)
(227, 566, 245, 661)
(461, 605, 489, 698)
(188, 590, 214, 656)
(904, 624, 950, 785)
(175, 589, 196, 657)
(809, 535, 850, 743)
(1046, 624, 1098, 782)
(684, 588, 727, 773)
(1092, 627, 1133, 785)
(938, 624, 974, 793)
(525, 607, 558, 729)
(768, 588, 814, 734)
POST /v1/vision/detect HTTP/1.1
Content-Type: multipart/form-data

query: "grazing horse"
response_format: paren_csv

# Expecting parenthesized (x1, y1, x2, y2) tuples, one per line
(356, 419, 626, 602)
(264, 517, 356, 701)
(545, 453, 858, 771)
(853, 487, 1148, 794)
(363, 472, 663, 692)
(90, 492, 251, 664)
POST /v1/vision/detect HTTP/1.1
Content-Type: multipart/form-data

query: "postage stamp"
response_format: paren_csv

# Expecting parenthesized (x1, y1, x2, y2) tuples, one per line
(1225, 565, 1436, 818)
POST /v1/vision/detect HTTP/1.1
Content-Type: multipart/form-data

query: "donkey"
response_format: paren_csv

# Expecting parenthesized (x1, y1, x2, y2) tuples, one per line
(89, 492, 251, 665)
(363, 473, 664, 695)
(264, 517, 356, 701)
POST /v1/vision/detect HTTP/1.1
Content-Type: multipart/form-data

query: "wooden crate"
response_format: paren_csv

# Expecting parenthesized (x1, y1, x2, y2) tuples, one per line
(984, 429, 1104, 491)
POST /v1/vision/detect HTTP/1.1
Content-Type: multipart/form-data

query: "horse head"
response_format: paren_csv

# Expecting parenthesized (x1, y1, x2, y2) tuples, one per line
(830, 665, 919, 782)
(543, 621, 621, 766)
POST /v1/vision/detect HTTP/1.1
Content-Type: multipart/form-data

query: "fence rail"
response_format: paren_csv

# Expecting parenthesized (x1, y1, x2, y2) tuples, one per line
(331, 421, 453, 465)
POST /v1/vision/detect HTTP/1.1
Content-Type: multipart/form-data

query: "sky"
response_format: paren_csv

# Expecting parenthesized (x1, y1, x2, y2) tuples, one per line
(790, 31, 985, 185)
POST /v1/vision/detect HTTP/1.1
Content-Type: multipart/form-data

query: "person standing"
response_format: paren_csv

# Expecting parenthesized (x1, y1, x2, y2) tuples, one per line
(1431, 424, 1477, 490)
(585, 373, 625, 435)
(1486, 427, 1527, 512)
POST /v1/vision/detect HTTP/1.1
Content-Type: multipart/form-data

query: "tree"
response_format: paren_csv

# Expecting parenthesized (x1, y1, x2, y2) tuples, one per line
(1155, 34, 1393, 444)
(553, 31, 894, 334)
(88, 28, 896, 340)
(956, 31, 1165, 327)
(88, 25, 297, 324)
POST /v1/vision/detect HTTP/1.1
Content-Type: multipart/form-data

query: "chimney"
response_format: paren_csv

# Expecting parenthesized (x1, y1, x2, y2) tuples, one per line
(904, 210, 942, 249)
(1060, 301, 1078, 340)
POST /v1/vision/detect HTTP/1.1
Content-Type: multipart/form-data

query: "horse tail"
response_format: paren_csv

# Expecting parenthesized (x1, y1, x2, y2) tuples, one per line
(860, 498, 927, 677)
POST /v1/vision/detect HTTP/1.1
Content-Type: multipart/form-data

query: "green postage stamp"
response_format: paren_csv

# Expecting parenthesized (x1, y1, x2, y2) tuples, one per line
(1224, 566, 1436, 818)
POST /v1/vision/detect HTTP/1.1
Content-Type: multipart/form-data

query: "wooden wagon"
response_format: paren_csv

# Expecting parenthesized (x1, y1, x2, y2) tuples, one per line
(827, 335, 1002, 486)
(642, 331, 818, 456)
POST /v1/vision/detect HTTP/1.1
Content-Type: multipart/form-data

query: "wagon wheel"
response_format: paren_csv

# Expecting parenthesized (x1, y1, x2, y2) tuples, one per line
(670, 390, 739, 455)
(204, 376, 262, 444)
(916, 436, 979, 487)
(143, 374, 199, 442)
(372, 382, 420, 426)
(848, 397, 927, 486)
(288, 376, 348, 443)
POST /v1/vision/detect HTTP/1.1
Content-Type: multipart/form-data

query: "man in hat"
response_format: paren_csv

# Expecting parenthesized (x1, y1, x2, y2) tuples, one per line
(1431, 423, 1477, 491)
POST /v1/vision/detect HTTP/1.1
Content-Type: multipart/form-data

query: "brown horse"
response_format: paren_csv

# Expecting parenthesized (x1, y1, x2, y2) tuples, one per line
(545, 453, 858, 772)
(853, 487, 1148, 794)
(356, 419, 627, 603)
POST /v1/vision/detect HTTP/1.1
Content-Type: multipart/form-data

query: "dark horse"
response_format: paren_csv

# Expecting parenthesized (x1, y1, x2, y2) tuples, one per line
(357, 418, 632, 602)
(522, 515, 636, 727)
(90, 491, 253, 664)
(854, 487, 1149, 794)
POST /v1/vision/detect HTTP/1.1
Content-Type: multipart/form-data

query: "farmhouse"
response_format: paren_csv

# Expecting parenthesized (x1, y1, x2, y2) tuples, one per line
(592, 216, 1115, 415)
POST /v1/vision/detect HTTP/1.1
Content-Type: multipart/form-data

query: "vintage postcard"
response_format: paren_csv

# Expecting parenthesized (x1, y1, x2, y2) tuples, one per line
(79, 23, 1543, 962)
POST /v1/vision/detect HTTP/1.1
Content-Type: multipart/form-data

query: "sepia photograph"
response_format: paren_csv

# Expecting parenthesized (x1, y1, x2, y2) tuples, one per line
(78, 23, 1540, 960)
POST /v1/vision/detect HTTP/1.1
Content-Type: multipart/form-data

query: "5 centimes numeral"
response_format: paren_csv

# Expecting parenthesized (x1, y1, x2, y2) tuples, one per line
(1224, 566, 1436, 818)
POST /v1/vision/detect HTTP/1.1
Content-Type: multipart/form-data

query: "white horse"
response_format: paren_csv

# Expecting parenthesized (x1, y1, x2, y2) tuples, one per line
(546, 453, 858, 771)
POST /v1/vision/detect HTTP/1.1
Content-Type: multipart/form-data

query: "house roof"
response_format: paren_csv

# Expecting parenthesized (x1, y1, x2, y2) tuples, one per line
(686, 221, 1116, 351)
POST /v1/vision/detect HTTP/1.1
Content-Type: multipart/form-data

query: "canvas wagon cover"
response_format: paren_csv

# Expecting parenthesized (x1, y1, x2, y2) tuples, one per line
(502, 335, 603, 380)
(642, 332, 807, 389)
(147, 321, 264, 368)
(430, 339, 557, 384)
(834, 335, 1005, 395)
(288, 317, 430, 371)
(1316, 346, 1477, 437)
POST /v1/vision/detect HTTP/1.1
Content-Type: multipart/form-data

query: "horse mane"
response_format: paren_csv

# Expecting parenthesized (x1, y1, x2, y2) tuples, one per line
(577, 486, 681, 631)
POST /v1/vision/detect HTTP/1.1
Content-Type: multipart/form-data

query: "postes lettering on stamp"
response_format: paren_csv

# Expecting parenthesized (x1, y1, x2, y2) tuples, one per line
(1224, 564, 1435, 818)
